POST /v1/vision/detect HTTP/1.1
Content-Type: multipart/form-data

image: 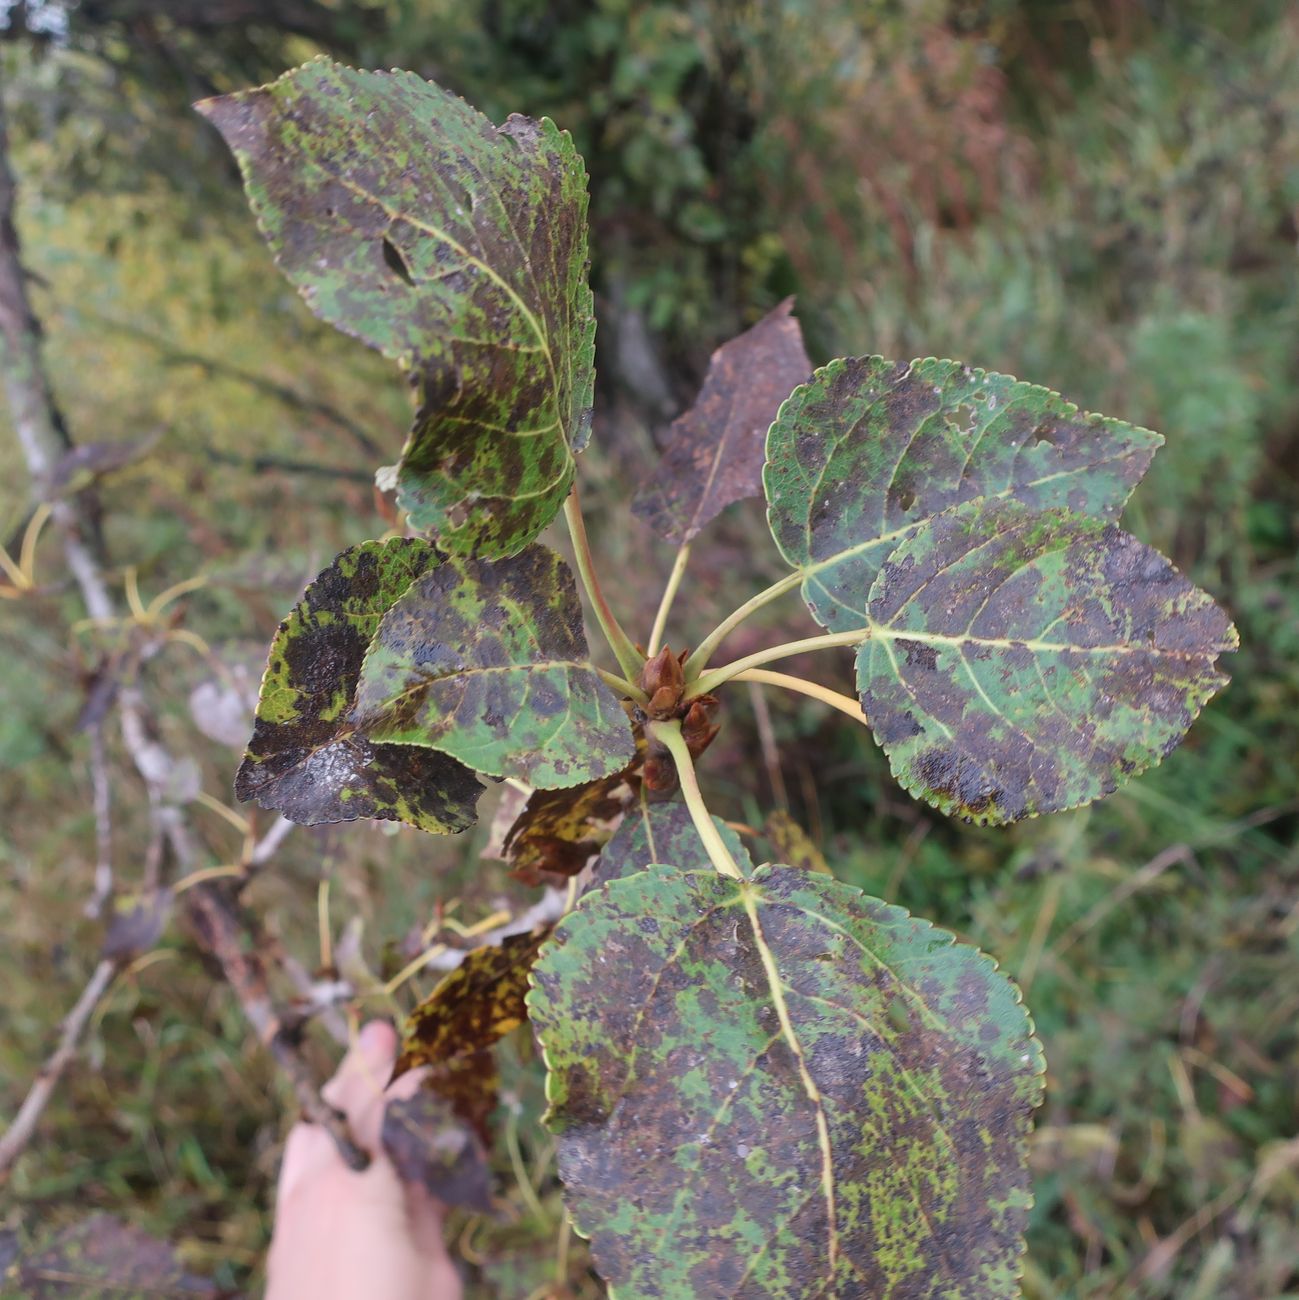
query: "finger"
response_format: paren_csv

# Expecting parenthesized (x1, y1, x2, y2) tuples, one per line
(406, 1181, 452, 1257)
(275, 1121, 335, 1205)
(321, 1020, 399, 1152)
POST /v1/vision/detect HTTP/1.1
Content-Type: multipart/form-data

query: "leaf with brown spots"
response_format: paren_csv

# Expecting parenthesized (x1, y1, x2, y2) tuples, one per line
(592, 790, 754, 886)
(199, 59, 595, 559)
(503, 715, 645, 886)
(633, 299, 811, 544)
(397, 927, 551, 1081)
(529, 865, 1044, 1298)
(765, 356, 1163, 631)
(858, 497, 1238, 824)
(351, 543, 636, 789)
(234, 540, 484, 832)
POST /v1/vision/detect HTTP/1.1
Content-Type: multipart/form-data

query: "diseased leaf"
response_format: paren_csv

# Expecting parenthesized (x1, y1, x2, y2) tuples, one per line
(235, 540, 484, 832)
(397, 927, 551, 1079)
(529, 865, 1044, 1298)
(198, 59, 595, 558)
(15, 1214, 216, 1297)
(351, 543, 636, 788)
(633, 299, 811, 544)
(427, 1049, 500, 1148)
(765, 356, 1163, 630)
(859, 497, 1238, 824)
(593, 791, 754, 885)
(503, 717, 644, 885)
(102, 889, 171, 961)
(382, 1090, 494, 1212)
(763, 810, 830, 874)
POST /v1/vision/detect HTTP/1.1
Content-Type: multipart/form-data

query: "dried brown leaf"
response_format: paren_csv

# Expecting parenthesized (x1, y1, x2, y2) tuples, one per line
(633, 299, 811, 544)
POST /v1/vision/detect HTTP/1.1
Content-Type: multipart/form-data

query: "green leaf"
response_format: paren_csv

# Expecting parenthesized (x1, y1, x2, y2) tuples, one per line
(764, 356, 1163, 631)
(351, 543, 636, 788)
(632, 298, 811, 544)
(198, 59, 596, 558)
(529, 865, 1043, 1298)
(594, 791, 755, 885)
(234, 540, 483, 832)
(858, 497, 1238, 824)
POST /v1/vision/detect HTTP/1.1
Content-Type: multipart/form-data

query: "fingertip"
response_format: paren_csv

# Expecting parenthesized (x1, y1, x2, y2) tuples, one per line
(359, 1018, 399, 1060)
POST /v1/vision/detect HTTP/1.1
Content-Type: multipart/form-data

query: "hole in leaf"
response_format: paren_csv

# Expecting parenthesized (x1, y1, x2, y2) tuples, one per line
(896, 487, 917, 512)
(1034, 423, 1061, 446)
(952, 404, 977, 430)
(382, 236, 415, 287)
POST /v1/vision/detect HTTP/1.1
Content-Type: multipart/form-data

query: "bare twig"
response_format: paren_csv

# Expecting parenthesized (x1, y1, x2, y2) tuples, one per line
(422, 889, 569, 973)
(746, 678, 789, 812)
(1051, 843, 1194, 959)
(248, 814, 295, 869)
(85, 726, 114, 918)
(0, 98, 365, 1173)
(0, 959, 116, 1177)
(186, 882, 367, 1169)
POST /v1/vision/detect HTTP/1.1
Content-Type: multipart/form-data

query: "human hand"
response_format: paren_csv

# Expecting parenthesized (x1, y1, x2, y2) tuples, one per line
(266, 1021, 463, 1300)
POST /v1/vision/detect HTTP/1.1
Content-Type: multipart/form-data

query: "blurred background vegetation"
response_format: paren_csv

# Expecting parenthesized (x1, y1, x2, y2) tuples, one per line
(1, 0, 1297, 1295)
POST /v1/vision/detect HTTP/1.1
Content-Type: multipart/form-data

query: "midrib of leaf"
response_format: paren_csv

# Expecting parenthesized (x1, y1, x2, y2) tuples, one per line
(367, 659, 599, 714)
(795, 447, 1144, 585)
(687, 411, 739, 537)
(871, 625, 1217, 658)
(319, 165, 577, 491)
(637, 789, 659, 862)
(739, 886, 840, 1281)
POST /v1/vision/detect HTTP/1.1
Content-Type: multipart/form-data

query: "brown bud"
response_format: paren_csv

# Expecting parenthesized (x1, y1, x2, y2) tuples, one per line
(681, 694, 720, 757)
(642, 733, 679, 793)
(642, 751, 679, 794)
(639, 645, 685, 720)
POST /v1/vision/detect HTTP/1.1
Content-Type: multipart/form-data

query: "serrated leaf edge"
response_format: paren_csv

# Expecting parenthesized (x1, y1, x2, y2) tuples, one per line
(527, 863, 1047, 1299)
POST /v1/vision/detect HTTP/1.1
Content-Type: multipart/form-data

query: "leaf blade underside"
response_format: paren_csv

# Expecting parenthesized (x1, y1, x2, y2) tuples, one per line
(859, 497, 1238, 824)
(198, 58, 596, 558)
(234, 540, 483, 832)
(764, 356, 1162, 631)
(351, 543, 636, 789)
(529, 864, 1044, 1300)
(633, 298, 812, 545)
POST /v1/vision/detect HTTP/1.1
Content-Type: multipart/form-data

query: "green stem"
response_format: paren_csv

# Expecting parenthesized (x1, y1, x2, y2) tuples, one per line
(647, 543, 690, 658)
(691, 629, 867, 697)
(683, 570, 803, 679)
(732, 668, 866, 725)
(563, 489, 641, 679)
(649, 720, 744, 880)
(596, 666, 647, 703)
